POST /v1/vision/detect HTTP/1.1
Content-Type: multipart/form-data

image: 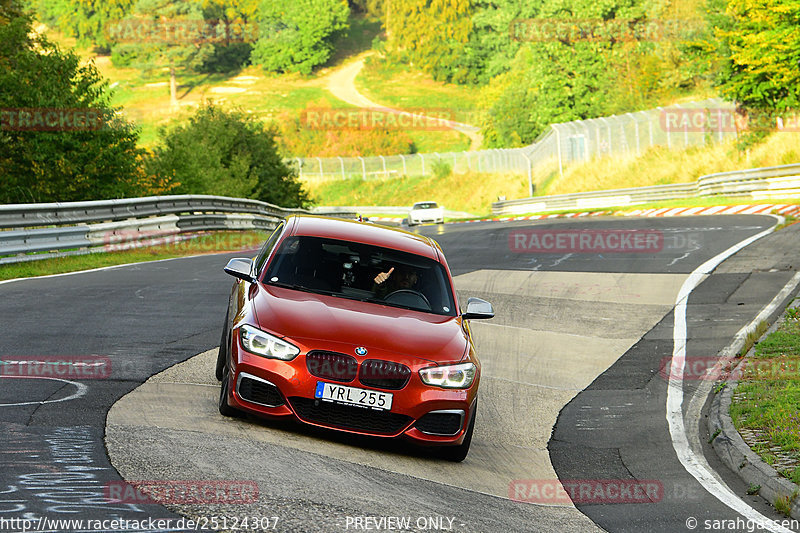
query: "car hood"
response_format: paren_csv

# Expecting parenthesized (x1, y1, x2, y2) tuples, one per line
(252, 285, 467, 364)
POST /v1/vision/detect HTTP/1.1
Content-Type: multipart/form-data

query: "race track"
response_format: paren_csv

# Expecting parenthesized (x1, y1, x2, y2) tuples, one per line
(2, 215, 799, 532)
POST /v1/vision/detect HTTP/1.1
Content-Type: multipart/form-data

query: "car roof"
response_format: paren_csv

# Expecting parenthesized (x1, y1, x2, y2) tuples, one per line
(287, 215, 441, 260)
(412, 201, 438, 207)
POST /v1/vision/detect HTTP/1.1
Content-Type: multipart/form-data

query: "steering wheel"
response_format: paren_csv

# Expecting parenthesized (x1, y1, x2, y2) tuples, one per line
(384, 289, 431, 311)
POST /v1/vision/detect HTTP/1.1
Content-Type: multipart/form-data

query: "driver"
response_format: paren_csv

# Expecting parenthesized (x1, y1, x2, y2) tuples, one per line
(373, 265, 419, 299)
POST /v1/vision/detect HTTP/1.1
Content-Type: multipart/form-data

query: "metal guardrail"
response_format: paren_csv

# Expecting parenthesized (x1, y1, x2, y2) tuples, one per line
(491, 163, 800, 215)
(312, 206, 478, 218)
(0, 195, 356, 265)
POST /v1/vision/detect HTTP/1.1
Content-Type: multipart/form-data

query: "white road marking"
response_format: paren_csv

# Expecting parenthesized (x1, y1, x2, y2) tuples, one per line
(667, 215, 795, 532)
(0, 376, 87, 407)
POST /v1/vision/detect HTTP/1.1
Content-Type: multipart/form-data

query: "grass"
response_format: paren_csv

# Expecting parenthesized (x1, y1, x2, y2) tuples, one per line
(304, 171, 531, 215)
(543, 130, 800, 196)
(305, 125, 800, 214)
(0, 231, 269, 282)
(356, 56, 484, 122)
(730, 312, 800, 486)
(39, 15, 469, 154)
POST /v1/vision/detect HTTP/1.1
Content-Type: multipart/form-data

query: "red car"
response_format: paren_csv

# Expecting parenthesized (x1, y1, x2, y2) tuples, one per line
(216, 215, 493, 461)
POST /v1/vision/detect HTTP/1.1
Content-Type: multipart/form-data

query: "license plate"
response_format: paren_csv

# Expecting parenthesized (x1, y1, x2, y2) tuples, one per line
(315, 382, 393, 411)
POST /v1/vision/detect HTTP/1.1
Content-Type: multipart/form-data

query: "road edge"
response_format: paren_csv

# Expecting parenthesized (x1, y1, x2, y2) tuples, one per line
(708, 283, 800, 519)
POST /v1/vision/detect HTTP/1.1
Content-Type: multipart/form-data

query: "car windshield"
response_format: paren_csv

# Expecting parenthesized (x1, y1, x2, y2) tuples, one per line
(263, 236, 456, 316)
(413, 202, 438, 209)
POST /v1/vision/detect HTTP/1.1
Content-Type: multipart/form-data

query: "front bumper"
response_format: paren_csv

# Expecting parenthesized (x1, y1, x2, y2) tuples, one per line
(225, 336, 478, 446)
(409, 211, 444, 224)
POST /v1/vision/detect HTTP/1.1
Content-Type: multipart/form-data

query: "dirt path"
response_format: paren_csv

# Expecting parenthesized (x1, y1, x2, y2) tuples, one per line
(324, 52, 483, 150)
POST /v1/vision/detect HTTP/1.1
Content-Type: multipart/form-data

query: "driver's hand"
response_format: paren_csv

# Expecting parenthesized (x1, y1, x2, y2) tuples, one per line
(374, 267, 394, 285)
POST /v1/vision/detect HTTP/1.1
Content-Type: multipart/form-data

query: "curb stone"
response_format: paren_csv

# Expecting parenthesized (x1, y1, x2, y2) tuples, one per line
(708, 296, 800, 518)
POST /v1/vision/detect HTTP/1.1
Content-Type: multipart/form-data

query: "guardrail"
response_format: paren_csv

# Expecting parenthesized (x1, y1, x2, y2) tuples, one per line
(491, 163, 800, 215)
(311, 206, 477, 218)
(0, 195, 356, 265)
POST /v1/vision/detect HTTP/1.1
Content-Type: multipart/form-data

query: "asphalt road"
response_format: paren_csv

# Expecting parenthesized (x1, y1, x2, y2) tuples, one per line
(1, 215, 798, 532)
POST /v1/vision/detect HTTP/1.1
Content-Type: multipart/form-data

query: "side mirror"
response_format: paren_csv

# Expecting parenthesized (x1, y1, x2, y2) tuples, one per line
(224, 258, 255, 282)
(462, 297, 494, 320)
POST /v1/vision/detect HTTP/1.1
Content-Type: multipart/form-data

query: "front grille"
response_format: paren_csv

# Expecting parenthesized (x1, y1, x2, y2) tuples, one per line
(414, 411, 464, 436)
(238, 375, 284, 407)
(358, 359, 411, 390)
(289, 397, 412, 435)
(306, 351, 357, 382)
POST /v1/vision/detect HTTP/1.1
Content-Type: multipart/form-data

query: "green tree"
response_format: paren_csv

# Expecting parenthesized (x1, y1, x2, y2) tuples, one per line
(481, 41, 614, 147)
(34, 0, 135, 51)
(0, 11, 144, 203)
(197, 0, 260, 73)
(147, 104, 311, 207)
(384, 0, 471, 79)
(108, 0, 214, 107)
(712, 0, 800, 113)
(251, 0, 349, 74)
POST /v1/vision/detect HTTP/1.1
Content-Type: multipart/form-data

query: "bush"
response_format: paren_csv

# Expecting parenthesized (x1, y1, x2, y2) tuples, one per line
(273, 103, 417, 157)
(0, 11, 144, 203)
(431, 159, 452, 179)
(147, 104, 311, 207)
(250, 0, 349, 74)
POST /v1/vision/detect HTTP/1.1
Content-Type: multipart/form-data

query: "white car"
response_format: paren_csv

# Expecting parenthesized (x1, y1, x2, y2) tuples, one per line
(407, 201, 444, 226)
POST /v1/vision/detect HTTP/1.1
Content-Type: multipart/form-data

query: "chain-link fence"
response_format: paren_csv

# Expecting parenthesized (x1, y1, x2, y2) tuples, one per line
(294, 98, 738, 192)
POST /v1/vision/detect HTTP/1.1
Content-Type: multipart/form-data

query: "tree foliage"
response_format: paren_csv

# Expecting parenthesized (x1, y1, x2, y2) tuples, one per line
(250, 0, 349, 74)
(712, 0, 800, 113)
(0, 11, 146, 203)
(109, 0, 215, 105)
(384, 0, 471, 80)
(34, 0, 135, 50)
(147, 104, 311, 207)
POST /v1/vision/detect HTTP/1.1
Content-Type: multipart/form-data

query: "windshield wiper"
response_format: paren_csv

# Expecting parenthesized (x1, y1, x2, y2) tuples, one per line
(267, 280, 336, 296)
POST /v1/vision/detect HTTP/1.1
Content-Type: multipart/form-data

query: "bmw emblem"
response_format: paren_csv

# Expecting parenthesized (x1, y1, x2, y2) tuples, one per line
(355, 347, 368, 356)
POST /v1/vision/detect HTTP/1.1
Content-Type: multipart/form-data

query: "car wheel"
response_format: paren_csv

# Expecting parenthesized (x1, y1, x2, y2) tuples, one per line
(218, 367, 240, 418)
(215, 309, 230, 381)
(437, 401, 476, 462)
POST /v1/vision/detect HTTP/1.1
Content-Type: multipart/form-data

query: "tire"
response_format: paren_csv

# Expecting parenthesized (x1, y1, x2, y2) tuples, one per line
(215, 309, 230, 381)
(437, 401, 476, 462)
(218, 367, 240, 418)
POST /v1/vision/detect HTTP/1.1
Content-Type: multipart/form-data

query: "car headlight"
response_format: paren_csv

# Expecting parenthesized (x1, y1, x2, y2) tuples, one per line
(419, 362, 476, 389)
(239, 325, 300, 361)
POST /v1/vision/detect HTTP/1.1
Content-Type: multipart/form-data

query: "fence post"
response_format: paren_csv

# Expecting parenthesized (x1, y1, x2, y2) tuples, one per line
(379, 155, 387, 179)
(337, 156, 345, 180)
(419, 154, 425, 176)
(521, 152, 533, 197)
(316, 157, 323, 179)
(358, 156, 366, 179)
(599, 117, 611, 154)
(554, 125, 564, 179)
(400, 154, 407, 176)
(296, 158, 303, 179)
(628, 113, 640, 156)
(659, 107, 670, 149)
(582, 123, 591, 161)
